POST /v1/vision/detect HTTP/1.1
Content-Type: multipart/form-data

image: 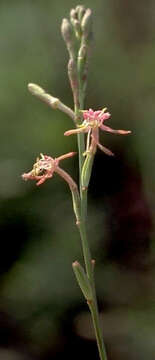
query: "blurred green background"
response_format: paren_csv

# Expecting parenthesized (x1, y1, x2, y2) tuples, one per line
(0, 0, 155, 359)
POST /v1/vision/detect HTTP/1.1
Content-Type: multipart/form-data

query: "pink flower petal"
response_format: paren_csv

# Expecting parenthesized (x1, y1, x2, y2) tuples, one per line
(57, 152, 76, 161)
(97, 143, 114, 156)
(100, 112, 111, 121)
(100, 124, 131, 134)
(64, 127, 85, 136)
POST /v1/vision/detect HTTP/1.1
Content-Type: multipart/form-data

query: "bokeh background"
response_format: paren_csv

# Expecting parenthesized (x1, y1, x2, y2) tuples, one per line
(0, 0, 155, 359)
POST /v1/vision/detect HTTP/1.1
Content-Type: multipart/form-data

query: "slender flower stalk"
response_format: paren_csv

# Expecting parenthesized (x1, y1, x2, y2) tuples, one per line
(22, 5, 131, 360)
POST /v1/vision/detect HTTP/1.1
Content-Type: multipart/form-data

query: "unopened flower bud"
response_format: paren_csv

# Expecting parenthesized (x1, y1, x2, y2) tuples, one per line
(72, 19, 82, 39)
(70, 8, 82, 39)
(70, 8, 77, 20)
(28, 83, 59, 109)
(28, 83, 44, 96)
(78, 44, 87, 59)
(61, 18, 73, 44)
(81, 8, 92, 41)
(77, 44, 88, 92)
(61, 18, 76, 58)
(76, 5, 86, 22)
(68, 59, 79, 107)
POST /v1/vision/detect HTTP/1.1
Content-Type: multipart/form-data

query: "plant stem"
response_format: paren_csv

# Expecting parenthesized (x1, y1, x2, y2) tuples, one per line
(74, 104, 85, 197)
(88, 301, 107, 360)
(75, 70, 107, 360)
(77, 210, 107, 360)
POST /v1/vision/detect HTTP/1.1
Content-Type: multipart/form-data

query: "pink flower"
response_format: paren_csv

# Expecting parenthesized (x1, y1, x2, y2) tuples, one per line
(22, 152, 76, 186)
(64, 108, 131, 156)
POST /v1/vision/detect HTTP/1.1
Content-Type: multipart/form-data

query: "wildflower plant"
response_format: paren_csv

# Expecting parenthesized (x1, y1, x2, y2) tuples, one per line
(22, 6, 131, 360)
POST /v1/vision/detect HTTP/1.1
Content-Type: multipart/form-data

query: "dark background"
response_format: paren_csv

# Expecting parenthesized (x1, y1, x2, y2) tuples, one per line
(0, 0, 155, 359)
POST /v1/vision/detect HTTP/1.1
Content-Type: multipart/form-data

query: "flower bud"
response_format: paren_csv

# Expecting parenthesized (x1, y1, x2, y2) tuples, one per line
(61, 18, 76, 58)
(76, 5, 86, 22)
(77, 44, 88, 92)
(28, 83, 44, 96)
(72, 19, 82, 39)
(70, 8, 82, 39)
(28, 83, 59, 109)
(70, 8, 77, 20)
(78, 43, 87, 59)
(68, 59, 79, 107)
(81, 8, 92, 41)
(61, 18, 73, 44)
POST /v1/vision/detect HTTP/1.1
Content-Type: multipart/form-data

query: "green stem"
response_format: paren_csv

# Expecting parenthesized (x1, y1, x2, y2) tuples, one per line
(74, 101, 85, 200)
(78, 220, 92, 279)
(88, 301, 107, 360)
(77, 218, 107, 360)
(75, 62, 107, 360)
(77, 132, 85, 192)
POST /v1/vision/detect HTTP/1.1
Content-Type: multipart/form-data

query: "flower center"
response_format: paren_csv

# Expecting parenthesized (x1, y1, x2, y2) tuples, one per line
(83, 118, 99, 129)
(32, 156, 55, 176)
